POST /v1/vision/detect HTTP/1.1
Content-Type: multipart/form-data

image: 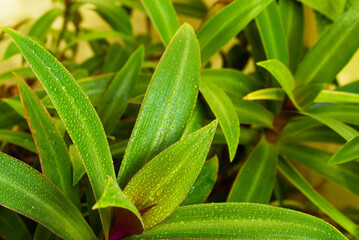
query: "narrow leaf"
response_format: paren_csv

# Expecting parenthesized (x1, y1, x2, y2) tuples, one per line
(181, 102, 204, 138)
(200, 81, 239, 161)
(140, 0, 179, 46)
(255, 1, 289, 66)
(279, 141, 359, 196)
(16, 73, 79, 206)
(278, 157, 359, 237)
(244, 88, 285, 101)
(257, 59, 301, 109)
(315, 90, 359, 103)
(0, 207, 32, 240)
(294, 4, 359, 87)
(93, 177, 144, 239)
(0, 153, 96, 240)
(181, 155, 218, 205)
(0, 130, 36, 153)
(69, 145, 86, 186)
(117, 24, 200, 187)
(198, 0, 273, 62)
(330, 135, 359, 164)
(297, 0, 345, 21)
(127, 202, 347, 239)
(308, 104, 359, 126)
(124, 120, 217, 228)
(3, 27, 116, 236)
(228, 137, 277, 203)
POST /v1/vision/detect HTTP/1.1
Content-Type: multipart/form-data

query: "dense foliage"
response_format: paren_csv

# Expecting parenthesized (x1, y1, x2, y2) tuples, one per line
(0, 0, 358, 239)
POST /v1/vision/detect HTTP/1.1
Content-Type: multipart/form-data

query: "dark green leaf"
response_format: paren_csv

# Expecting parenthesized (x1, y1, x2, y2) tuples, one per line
(0, 130, 36, 153)
(0, 207, 32, 240)
(330, 135, 359, 164)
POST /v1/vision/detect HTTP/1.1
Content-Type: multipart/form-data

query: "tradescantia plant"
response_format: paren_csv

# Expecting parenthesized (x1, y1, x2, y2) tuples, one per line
(0, 0, 359, 239)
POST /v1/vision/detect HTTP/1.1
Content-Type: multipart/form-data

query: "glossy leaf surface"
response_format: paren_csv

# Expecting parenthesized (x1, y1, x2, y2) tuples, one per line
(278, 157, 359, 237)
(330, 135, 359, 164)
(3, 27, 116, 236)
(140, 0, 179, 46)
(16, 74, 79, 206)
(124, 120, 217, 228)
(200, 81, 239, 161)
(198, 0, 272, 62)
(118, 24, 200, 187)
(127, 202, 347, 239)
(228, 137, 277, 203)
(0, 153, 96, 240)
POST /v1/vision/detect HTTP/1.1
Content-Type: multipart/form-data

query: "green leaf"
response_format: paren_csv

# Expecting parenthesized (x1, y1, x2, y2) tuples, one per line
(0, 153, 96, 240)
(181, 155, 218, 205)
(200, 81, 239, 161)
(110, 140, 129, 158)
(140, 0, 179, 46)
(278, 157, 359, 238)
(234, 99, 275, 129)
(173, 0, 207, 18)
(201, 69, 260, 99)
(16, 74, 79, 206)
(294, 4, 359, 88)
(308, 104, 359, 126)
(301, 112, 358, 141)
(181, 102, 204, 138)
(228, 137, 277, 203)
(2, 98, 26, 118)
(244, 88, 285, 101)
(279, 0, 304, 72)
(97, 46, 143, 134)
(33, 225, 57, 240)
(124, 120, 217, 228)
(315, 90, 359, 103)
(0, 103, 24, 129)
(67, 31, 134, 48)
(0, 130, 36, 153)
(257, 59, 301, 109)
(297, 0, 345, 21)
(279, 141, 359, 196)
(103, 43, 131, 74)
(3, 27, 116, 236)
(255, 1, 289, 66)
(69, 145, 86, 186)
(330, 135, 359, 164)
(0, 207, 32, 240)
(0, 67, 35, 84)
(117, 24, 200, 187)
(93, 176, 144, 238)
(198, 0, 273, 62)
(127, 202, 347, 239)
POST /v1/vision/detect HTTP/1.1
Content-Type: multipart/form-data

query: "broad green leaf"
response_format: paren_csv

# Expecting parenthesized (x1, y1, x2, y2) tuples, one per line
(93, 177, 144, 239)
(124, 120, 217, 228)
(293, 83, 326, 108)
(0, 207, 32, 240)
(257, 59, 301, 109)
(315, 90, 359, 103)
(308, 104, 359, 126)
(69, 145, 86, 186)
(297, 0, 345, 21)
(2, 8, 62, 61)
(279, 0, 304, 72)
(301, 112, 358, 141)
(0, 153, 96, 240)
(201, 69, 260, 99)
(234, 99, 275, 129)
(244, 88, 285, 101)
(127, 202, 347, 239)
(279, 141, 359, 196)
(330, 135, 359, 164)
(278, 157, 359, 237)
(294, 4, 359, 88)
(198, 0, 273, 62)
(182, 155, 218, 205)
(200, 81, 239, 161)
(97, 46, 143, 134)
(255, 2, 289, 66)
(228, 137, 277, 203)
(140, 0, 179, 46)
(16, 74, 79, 206)
(3, 27, 116, 236)
(0, 130, 36, 153)
(118, 24, 200, 187)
